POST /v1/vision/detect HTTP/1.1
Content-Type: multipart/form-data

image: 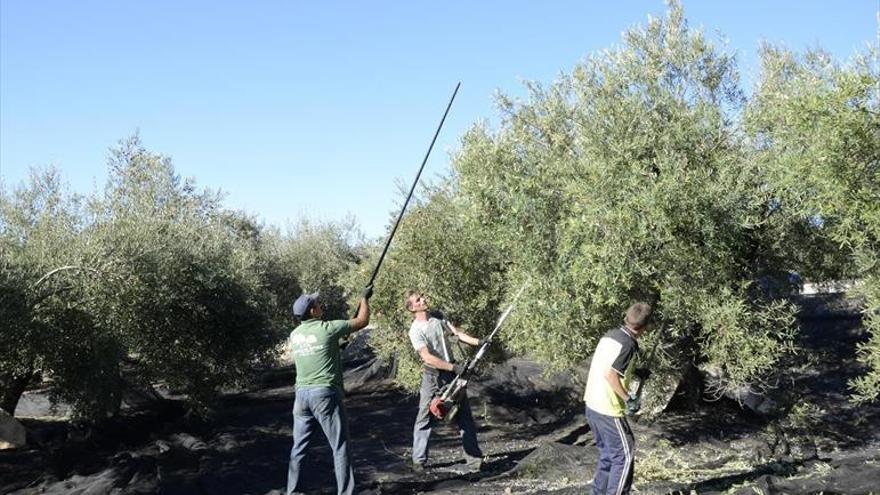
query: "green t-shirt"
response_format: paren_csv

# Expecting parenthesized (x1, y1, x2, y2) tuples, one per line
(289, 318, 353, 391)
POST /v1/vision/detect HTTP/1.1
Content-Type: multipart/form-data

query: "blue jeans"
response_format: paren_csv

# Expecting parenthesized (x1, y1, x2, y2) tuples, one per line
(585, 406, 634, 495)
(287, 386, 354, 495)
(412, 370, 482, 466)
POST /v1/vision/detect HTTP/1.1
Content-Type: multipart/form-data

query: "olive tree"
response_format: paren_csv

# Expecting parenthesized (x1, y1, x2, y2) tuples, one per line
(0, 169, 114, 418)
(86, 136, 281, 414)
(449, 2, 798, 396)
(747, 45, 880, 402)
(1, 135, 382, 419)
(269, 216, 366, 322)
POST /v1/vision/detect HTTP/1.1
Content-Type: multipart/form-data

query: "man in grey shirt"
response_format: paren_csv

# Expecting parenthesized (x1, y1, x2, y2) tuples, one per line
(405, 290, 483, 472)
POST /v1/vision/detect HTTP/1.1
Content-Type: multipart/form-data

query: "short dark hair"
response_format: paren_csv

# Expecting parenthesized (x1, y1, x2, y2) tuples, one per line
(624, 302, 653, 330)
(404, 289, 419, 310)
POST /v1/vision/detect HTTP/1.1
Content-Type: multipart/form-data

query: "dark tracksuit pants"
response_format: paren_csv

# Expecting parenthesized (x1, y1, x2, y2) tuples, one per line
(585, 406, 635, 495)
(412, 369, 482, 466)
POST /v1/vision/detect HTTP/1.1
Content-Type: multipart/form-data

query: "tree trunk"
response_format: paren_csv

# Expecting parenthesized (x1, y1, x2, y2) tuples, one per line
(0, 369, 34, 416)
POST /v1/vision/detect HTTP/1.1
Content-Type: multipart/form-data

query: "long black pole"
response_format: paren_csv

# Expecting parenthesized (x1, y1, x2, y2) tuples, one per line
(366, 82, 461, 288)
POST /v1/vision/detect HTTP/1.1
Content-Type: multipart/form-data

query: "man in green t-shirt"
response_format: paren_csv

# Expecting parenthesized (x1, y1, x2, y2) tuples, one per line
(286, 287, 371, 495)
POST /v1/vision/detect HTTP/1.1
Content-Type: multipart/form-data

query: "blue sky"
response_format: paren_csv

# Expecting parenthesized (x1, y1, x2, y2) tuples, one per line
(1, 1, 876, 239)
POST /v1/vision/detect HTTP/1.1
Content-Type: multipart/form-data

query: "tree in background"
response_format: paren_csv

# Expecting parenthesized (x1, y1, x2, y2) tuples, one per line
(0, 169, 108, 418)
(86, 136, 281, 415)
(0, 135, 378, 421)
(0, 137, 293, 420)
(270, 216, 366, 322)
(747, 44, 880, 402)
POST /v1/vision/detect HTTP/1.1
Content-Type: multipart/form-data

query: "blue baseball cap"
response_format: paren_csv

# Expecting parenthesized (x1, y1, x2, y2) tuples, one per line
(292, 291, 320, 319)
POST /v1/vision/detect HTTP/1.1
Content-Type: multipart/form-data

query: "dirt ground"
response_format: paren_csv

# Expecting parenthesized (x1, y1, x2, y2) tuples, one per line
(2, 294, 879, 494)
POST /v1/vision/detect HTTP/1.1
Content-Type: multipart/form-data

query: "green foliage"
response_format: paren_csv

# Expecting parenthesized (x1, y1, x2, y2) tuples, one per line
(86, 136, 281, 414)
(747, 44, 880, 402)
(697, 290, 796, 389)
(270, 216, 365, 321)
(783, 401, 825, 434)
(448, 1, 798, 394)
(0, 169, 116, 418)
(0, 137, 301, 419)
(637, 438, 755, 484)
(852, 274, 880, 402)
(0, 135, 378, 419)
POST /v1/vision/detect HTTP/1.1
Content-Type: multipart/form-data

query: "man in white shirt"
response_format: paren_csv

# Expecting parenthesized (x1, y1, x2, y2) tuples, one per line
(405, 290, 483, 472)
